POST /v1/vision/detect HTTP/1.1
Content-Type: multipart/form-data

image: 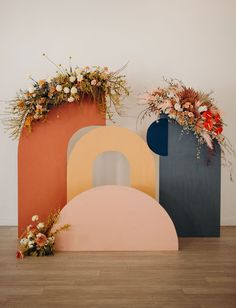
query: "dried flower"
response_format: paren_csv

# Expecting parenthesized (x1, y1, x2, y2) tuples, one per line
(16, 250, 24, 259)
(63, 87, 70, 94)
(69, 76, 76, 82)
(4, 60, 129, 139)
(56, 85, 62, 92)
(32, 215, 39, 222)
(28, 87, 34, 94)
(38, 79, 46, 87)
(198, 105, 207, 113)
(37, 222, 45, 230)
(68, 96, 75, 103)
(174, 103, 182, 112)
(70, 86, 77, 94)
(36, 233, 47, 247)
(140, 78, 235, 180)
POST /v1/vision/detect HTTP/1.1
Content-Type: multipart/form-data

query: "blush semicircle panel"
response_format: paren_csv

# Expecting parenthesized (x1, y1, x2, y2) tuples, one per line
(18, 99, 105, 235)
(54, 185, 178, 251)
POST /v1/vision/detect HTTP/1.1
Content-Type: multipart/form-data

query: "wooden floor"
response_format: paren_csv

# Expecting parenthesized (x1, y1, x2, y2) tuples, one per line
(0, 227, 236, 308)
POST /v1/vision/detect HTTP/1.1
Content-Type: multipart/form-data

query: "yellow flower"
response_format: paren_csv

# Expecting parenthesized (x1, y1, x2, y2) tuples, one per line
(38, 79, 46, 87)
(17, 100, 25, 109)
(24, 116, 33, 127)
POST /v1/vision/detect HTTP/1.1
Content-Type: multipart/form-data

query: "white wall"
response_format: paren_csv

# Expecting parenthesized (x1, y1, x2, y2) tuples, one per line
(0, 0, 235, 225)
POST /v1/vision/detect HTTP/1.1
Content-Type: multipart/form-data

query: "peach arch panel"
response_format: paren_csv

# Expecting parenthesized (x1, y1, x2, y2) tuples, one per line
(54, 185, 178, 251)
(67, 126, 156, 201)
(18, 99, 105, 235)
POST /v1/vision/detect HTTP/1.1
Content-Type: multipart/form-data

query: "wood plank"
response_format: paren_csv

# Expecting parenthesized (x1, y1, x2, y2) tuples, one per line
(0, 226, 235, 307)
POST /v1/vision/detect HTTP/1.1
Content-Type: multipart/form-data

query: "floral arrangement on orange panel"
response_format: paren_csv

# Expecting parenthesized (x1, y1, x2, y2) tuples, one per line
(140, 78, 235, 179)
(4, 55, 129, 139)
(16, 210, 69, 258)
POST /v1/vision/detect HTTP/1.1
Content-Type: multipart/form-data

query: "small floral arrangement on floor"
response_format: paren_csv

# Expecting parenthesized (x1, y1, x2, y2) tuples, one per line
(139, 78, 235, 179)
(16, 210, 69, 258)
(4, 55, 129, 139)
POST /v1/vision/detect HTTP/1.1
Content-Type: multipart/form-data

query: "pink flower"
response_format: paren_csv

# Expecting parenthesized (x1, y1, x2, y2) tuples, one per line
(16, 250, 24, 259)
(91, 79, 97, 86)
(36, 233, 47, 247)
(27, 224, 36, 232)
(183, 102, 191, 109)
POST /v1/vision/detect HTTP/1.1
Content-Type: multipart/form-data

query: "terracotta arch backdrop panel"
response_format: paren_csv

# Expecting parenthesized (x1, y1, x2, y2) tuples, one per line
(54, 185, 178, 251)
(67, 126, 156, 201)
(18, 99, 105, 235)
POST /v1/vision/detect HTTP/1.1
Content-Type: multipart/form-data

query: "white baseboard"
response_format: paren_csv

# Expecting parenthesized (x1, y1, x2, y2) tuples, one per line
(221, 218, 236, 226)
(0, 218, 17, 226)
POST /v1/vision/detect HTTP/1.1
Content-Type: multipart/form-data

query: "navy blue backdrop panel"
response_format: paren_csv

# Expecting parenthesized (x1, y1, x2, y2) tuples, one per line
(159, 119, 221, 237)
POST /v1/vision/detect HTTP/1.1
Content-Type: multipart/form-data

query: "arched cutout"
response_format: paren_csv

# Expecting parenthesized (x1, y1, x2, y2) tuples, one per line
(18, 99, 105, 235)
(67, 126, 156, 201)
(93, 151, 130, 187)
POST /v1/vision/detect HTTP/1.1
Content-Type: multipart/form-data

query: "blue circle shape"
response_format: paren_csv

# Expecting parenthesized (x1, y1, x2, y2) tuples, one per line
(146, 118, 168, 156)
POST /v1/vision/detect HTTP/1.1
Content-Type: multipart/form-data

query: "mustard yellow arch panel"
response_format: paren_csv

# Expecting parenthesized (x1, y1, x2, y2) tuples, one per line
(67, 126, 156, 201)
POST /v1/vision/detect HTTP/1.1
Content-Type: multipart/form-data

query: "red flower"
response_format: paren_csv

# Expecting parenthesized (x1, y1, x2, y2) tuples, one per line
(202, 110, 212, 120)
(214, 113, 221, 123)
(215, 126, 223, 135)
(204, 119, 213, 131)
(16, 250, 24, 259)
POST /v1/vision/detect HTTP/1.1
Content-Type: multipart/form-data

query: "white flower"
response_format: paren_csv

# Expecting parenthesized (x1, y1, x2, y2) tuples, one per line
(20, 238, 28, 245)
(48, 236, 55, 243)
(28, 87, 34, 94)
(76, 73, 83, 82)
(198, 105, 207, 113)
(28, 240, 35, 248)
(32, 215, 39, 222)
(56, 85, 62, 92)
(174, 103, 182, 112)
(63, 87, 70, 94)
(91, 79, 97, 86)
(70, 86, 77, 94)
(68, 96, 75, 103)
(69, 76, 76, 83)
(75, 68, 82, 75)
(27, 232, 34, 239)
(37, 222, 45, 230)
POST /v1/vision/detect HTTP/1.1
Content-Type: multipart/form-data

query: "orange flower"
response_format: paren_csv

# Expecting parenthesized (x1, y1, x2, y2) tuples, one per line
(16, 250, 24, 259)
(38, 79, 46, 87)
(36, 233, 47, 247)
(17, 101, 25, 109)
(24, 116, 32, 127)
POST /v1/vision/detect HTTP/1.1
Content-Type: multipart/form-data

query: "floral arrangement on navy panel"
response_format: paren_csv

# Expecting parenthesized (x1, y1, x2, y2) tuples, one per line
(16, 210, 70, 258)
(140, 78, 235, 177)
(5, 55, 129, 139)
